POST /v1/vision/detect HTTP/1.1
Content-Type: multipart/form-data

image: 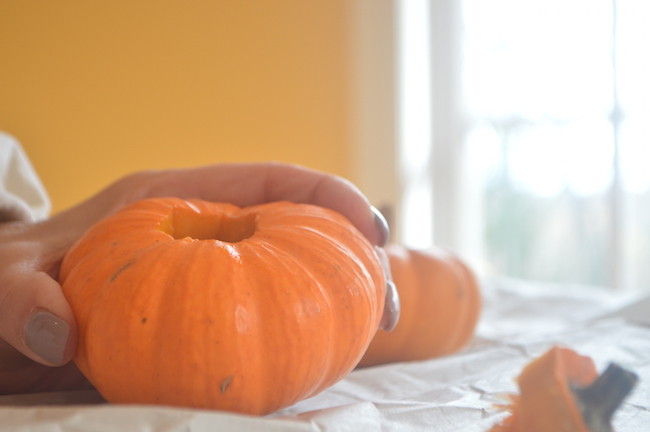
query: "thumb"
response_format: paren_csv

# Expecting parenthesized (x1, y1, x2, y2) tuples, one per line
(0, 268, 76, 366)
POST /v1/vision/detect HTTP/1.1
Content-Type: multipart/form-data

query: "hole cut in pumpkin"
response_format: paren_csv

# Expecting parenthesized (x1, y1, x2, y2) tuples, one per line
(159, 207, 257, 243)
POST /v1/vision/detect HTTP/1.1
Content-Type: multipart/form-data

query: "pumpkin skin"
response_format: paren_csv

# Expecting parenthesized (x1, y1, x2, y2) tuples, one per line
(358, 244, 481, 367)
(59, 197, 385, 415)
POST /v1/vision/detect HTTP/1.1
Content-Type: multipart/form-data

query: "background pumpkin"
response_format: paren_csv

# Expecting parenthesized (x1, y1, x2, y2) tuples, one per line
(358, 244, 481, 367)
(59, 197, 386, 415)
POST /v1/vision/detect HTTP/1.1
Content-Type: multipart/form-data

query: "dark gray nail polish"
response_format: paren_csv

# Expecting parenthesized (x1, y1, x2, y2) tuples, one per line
(25, 310, 70, 365)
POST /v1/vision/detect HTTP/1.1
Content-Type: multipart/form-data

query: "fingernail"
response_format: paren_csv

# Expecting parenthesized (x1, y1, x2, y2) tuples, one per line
(371, 206, 390, 247)
(380, 280, 400, 331)
(375, 246, 400, 331)
(25, 310, 70, 365)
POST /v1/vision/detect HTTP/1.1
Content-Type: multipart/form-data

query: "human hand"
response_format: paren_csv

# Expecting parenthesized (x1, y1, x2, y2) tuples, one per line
(0, 162, 395, 395)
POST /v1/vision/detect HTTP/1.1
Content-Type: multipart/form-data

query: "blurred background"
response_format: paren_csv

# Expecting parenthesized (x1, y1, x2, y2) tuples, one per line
(1, 1, 648, 293)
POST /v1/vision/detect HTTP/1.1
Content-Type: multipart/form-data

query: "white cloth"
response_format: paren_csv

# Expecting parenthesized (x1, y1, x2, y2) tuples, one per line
(0, 132, 51, 222)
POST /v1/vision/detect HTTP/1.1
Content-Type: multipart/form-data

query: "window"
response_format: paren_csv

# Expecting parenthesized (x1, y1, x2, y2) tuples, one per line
(396, 0, 650, 292)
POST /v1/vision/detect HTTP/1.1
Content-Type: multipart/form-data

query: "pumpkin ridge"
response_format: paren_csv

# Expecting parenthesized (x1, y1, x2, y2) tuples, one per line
(248, 238, 338, 398)
(246, 217, 383, 396)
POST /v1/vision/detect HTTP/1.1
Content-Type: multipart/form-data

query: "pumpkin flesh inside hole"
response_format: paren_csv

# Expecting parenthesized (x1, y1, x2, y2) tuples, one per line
(160, 207, 257, 243)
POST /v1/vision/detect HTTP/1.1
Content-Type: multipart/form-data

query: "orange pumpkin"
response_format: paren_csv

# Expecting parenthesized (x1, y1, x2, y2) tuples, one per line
(358, 244, 481, 367)
(489, 346, 638, 432)
(59, 197, 385, 415)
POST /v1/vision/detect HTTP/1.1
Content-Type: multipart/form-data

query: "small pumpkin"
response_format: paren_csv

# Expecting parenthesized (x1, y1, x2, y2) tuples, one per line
(358, 244, 481, 367)
(59, 197, 386, 415)
(489, 346, 638, 432)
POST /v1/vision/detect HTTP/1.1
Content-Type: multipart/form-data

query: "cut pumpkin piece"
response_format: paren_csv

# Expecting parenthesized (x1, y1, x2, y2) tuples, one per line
(490, 346, 638, 432)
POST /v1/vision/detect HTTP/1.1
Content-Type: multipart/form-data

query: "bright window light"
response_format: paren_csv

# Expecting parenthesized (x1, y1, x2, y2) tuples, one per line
(397, 0, 433, 248)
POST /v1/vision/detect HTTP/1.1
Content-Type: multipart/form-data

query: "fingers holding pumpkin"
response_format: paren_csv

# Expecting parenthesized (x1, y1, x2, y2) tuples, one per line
(137, 163, 398, 330)
(34, 162, 395, 350)
(136, 163, 398, 330)
(249, 164, 391, 247)
(137, 162, 391, 247)
(48, 162, 390, 249)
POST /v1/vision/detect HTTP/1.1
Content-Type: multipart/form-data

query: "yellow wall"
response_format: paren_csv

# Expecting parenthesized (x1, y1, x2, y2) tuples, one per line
(0, 1, 353, 213)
